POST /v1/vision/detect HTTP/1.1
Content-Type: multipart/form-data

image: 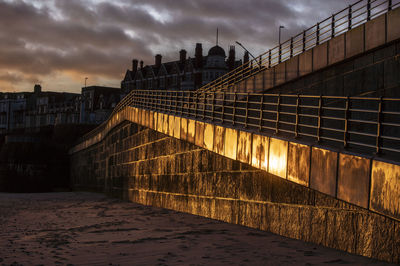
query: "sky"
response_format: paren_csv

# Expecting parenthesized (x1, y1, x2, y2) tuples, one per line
(0, 0, 355, 93)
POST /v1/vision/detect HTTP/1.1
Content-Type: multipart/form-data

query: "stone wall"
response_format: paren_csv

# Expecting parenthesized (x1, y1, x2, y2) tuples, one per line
(71, 121, 399, 263)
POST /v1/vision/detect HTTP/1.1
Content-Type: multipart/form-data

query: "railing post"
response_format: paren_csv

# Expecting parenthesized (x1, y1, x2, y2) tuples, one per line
(245, 92, 249, 129)
(302, 30, 306, 52)
(275, 94, 281, 134)
(221, 91, 225, 124)
(259, 55, 262, 70)
(259, 94, 264, 132)
(180, 91, 184, 116)
(202, 93, 206, 120)
(175, 91, 178, 115)
(367, 0, 371, 21)
(331, 14, 335, 39)
(268, 49, 272, 68)
(232, 91, 237, 126)
(295, 94, 300, 138)
(290, 37, 294, 58)
(195, 92, 198, 119)
(317, 96, 322, 142)
(348, 5, 352, 30)
(376, 97, 383, 154)
(316, 22, 320, 45)
(278, 44, 282, 63)
(344, 96, 350, 148)
(389, 0, 393, 10)
(211, 91, 215, 122)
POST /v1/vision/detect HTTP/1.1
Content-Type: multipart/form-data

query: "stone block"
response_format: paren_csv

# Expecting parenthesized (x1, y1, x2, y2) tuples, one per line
(194, 121, 204, 147)
(254, 72, 264, 92)
(268, 138, 288, 179)
(328, 34, 345, 65)
(237, 131, 252, 165)
(180, 117, 188, 141)
(262, 203, 281, 234)
(346, 25, 364, 58)
(213, 198, 236, 224)
(162, 114, 169, 135)
(156, 112, 164, 133)
(213, 125, 225, 155)
(388, 7, 400, 42)
(275, 62, 286, 85)
(310, 147, 338, 197)
(337, 153, 371, 208)
(203, 123, 214, 151)
(365, 13, 386, 51)
(299, 49, 313, 76)
(370, 160, 400, 220)
(224, 128, 238, 160)
(263, 68, 274, 89)
(287, 142, 310, 186)
(395, 222, 400, 263)
(168, 115, 175, 137)
(239, 201, 263, 230)
(173, 116, 181, 139)
(279, 205, 301, 239)
(187, 119, 196, 144)
(313, 42, 328, 71)
(285, 55, 299, 81)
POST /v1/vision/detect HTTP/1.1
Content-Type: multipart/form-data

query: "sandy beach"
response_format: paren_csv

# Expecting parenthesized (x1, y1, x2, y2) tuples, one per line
(0, 192, 390, 265)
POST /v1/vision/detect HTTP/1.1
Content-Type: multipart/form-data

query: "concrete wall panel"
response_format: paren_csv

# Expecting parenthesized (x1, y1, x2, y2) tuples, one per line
(203, 123, 214, 151)
(287, 142, 310, 186)
(337, 153, 371, 208)
(187, 119, 196, 144)
(168, 115, 175, 137)
(264, 68, 274, 89)
(365, 14, 386, 51)
(255, 72, 264, 92)
(329, 34, 345, 65)
(268, 138, 288, 178)
(313, 42, 328, 71)
(237, 131, 252, 165)
(173, 116, 181, 139)
(310, 147, 337, 197)
(346, 26, 364, 58)
(286, 56, 299, 81)
(224, 128, 238, 160)
(157, 112, 164, 133)
(195, 121, 205, 147)
(162, 114, 169, 135)
(180, 117, 188, 141)
(213, 125, 225, 155)
(299, 49, 313, 76)
(388, 7, 400, 42)
(152, 111, 157, 130)
(370, 160, 400, 220)
(275, 62, 286, 85)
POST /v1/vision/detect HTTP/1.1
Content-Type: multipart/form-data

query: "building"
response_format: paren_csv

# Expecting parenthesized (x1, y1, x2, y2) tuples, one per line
(80, 86, 122, 124)
(121, 43, 245, 93)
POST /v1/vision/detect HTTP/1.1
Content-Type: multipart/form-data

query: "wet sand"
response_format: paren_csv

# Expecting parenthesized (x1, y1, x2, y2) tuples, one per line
(0, 192, 390, 265)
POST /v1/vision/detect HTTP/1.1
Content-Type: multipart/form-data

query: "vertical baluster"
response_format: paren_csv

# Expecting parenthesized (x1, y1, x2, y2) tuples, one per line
(295, 95, 300, 138)
(302, 30, 306, 52)
(344, 96, 350, 148)
(259, 94, 264, 132)
(195, 93, 198, 119)
(202, 93, 206, 120)
(221, 91, 225, 124)
(348, 5, 352, 30)
(232, 92, 237, 126)
(389, 0, 392, 11)
(331, 14, 335, 39)
(290, 37, 294, 58)
(211, 92, 215, 122)
(376, 97, 383, 154)
(245, 92, 249, 128)
(316, 22, 320, 45)
(317, 96, 322, 142)
(367, 0, 371, 21)
(268, 49, 272, 68)
(275, 94, 281, 134)
(279, 43, 282, 63)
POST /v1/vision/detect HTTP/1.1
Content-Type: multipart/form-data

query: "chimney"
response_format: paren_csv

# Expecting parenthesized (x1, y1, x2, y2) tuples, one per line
(140, 60, 144, 69)
(132, 59, 138, 72)
(34, 84, 41, 94)
(155, 54, 162, 68)
(228, 45, 235, 70)
(195, 43, 203, 68)
(179, 49, 187, 64)
(243, 51, 249, 64)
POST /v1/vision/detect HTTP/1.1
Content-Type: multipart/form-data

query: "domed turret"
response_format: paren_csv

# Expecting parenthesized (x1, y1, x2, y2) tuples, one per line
(208, 45, 226, 57)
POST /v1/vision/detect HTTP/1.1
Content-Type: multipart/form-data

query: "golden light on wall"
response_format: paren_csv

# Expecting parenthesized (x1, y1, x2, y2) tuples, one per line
(268, 138, 288, 178)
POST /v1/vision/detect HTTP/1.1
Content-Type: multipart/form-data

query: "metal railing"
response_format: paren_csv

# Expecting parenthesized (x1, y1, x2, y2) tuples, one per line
(193, 0, 400, 94)
(83, 89, 400, 160)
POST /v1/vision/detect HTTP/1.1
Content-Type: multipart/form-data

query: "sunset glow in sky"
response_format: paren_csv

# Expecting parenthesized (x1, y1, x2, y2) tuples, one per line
(0, 0, 354, 93)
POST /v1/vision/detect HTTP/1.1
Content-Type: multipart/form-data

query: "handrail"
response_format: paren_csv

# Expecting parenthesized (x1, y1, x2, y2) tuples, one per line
(80, 89, 400, 161)
(193, 0, 399, 94)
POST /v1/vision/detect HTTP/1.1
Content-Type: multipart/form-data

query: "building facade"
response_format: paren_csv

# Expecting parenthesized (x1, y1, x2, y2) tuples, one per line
(121, 43, 245, 93)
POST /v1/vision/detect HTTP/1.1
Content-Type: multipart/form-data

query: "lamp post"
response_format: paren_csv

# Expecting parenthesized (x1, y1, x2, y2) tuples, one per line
(279, 25, 285, 44)
(235, 41, 257, 61)
(84, 77, 88, 88)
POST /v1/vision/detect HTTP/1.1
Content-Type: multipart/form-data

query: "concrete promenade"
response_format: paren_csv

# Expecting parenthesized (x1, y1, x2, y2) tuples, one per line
(0, 192, 390, 265)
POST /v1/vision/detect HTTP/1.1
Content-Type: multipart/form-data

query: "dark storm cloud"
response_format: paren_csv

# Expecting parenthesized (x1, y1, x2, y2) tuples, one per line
(0, 0, 355, 91)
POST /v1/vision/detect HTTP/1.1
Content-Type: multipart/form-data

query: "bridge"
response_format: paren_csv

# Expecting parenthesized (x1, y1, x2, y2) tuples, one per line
(70, 1, 400, 263)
